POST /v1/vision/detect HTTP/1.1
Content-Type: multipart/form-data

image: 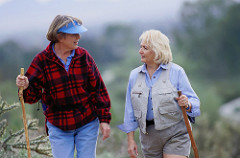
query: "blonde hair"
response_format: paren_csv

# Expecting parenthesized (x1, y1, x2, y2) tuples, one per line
(139, 29, 172, 65)
(46, 15, 83, 42)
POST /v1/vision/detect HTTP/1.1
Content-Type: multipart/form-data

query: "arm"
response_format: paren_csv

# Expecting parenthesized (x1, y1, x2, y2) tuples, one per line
(87, 53, 111, 140)
(117, 70, 139, 157)
(88, 56, 111, 123)
(127, 131, 138, 158)
(17, 54, 44, 104)
(177, 67, 200, 118)
(117, 70, 139, 133)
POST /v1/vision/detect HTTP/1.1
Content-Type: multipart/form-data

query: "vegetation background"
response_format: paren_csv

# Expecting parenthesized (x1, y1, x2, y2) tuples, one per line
(1, 0, 240, 157)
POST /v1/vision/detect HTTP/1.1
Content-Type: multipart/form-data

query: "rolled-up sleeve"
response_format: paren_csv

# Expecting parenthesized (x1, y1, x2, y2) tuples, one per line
(117, 71, 139, 133)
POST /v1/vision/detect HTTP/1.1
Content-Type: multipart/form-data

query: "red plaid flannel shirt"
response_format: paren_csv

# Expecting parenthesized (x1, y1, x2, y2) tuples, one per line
(23, 42, 111, 133)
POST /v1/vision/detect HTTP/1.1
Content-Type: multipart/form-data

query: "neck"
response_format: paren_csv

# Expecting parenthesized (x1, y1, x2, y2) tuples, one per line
(146, 63, 160, 79)
(54, 43, 72, 63)
(146, 63, 159, 71)
(54, 43, 71, 56)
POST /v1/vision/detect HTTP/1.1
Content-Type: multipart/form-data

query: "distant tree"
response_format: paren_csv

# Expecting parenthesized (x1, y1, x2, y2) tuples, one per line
(80, 24, 138, 69)
(174, 0, 240, 77)
(173, 0, 240, 100)
(0, 40, 38, 81)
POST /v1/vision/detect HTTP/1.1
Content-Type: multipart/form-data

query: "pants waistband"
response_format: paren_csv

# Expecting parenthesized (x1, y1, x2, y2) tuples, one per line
(146, 120, 154, 127)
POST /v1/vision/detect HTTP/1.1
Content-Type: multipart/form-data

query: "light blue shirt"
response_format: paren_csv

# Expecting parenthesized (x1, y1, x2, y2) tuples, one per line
(118, 63, 200, 133)
(52, 43, 75, 72)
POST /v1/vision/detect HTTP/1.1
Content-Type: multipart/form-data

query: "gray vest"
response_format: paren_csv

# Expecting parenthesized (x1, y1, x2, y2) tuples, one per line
(131, 63, 183, 134)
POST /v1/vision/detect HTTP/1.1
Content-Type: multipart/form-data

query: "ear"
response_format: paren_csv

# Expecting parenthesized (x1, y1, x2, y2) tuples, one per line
(56, 33, 64, 42)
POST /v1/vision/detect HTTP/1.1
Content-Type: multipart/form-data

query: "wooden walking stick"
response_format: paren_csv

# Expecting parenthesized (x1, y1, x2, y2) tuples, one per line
(18, 68, 31, 158)
(178, 91, 199, 158)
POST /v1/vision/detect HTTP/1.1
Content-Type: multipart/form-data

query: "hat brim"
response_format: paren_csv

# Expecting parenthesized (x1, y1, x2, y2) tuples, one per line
(58, 21, 88, 34)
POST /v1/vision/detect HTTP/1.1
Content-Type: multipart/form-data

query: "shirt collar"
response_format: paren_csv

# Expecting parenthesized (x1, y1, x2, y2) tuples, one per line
(70, 49, 75, 57)
(140, 63, 169, 73)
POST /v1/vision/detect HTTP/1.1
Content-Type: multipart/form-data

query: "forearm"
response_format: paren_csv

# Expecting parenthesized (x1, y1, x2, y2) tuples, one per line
(127, 131, 135, 142)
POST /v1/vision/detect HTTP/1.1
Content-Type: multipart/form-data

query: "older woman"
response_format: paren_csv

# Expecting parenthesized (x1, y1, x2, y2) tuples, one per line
(118, 29, 200, 158)
(16, 15, 111, 158)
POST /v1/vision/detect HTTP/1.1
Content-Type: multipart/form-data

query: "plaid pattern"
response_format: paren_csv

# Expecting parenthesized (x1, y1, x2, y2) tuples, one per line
(23, 42, 111, 132)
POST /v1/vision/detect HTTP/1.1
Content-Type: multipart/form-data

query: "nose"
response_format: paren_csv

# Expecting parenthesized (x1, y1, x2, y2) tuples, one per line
(139, 47, 143, 54)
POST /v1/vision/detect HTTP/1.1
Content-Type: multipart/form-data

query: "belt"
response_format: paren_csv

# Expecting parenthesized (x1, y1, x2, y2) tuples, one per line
(146, 120, 154, 127)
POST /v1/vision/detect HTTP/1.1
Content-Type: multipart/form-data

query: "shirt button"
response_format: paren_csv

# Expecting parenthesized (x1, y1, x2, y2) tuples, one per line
(153, 76, 156, 79)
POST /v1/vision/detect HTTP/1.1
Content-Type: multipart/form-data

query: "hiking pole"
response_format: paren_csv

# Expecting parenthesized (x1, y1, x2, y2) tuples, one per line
(18, 68, 31, 158)
(178, 91, 199, 158)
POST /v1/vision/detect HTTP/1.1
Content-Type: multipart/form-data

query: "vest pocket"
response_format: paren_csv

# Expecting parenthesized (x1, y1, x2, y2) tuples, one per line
(158, 105, 182, 123)
(133, 110, 144, 130)
(134, 110, 142, 119)
(131, 90, 145, 111)
(157, 88, 174, 103)
(132, 90, 143, 98)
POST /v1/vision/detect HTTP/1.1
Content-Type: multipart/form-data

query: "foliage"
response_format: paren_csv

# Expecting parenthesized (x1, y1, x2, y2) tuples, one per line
(0, 96, 52, 157)
(193, 114, 240, 158)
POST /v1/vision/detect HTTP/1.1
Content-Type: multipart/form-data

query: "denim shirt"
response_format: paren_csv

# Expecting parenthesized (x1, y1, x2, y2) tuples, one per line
(118, 63, 200, 133)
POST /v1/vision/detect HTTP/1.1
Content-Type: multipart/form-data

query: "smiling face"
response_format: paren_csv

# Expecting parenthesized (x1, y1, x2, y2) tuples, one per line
(139, 42, 156, 65)
(58, 33, 80, 51)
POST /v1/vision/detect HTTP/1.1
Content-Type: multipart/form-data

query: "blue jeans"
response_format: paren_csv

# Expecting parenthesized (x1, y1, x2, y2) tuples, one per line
(47, 119, 99, 158)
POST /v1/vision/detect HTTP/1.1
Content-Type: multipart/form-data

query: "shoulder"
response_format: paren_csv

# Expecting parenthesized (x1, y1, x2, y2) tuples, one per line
(31, 50, 46, 64)
(76, 47, 94, 61)
(128, 65, 143, 82)
(130, 65, 143, 77)
(170, 62, 185, 75)
(35, 43, 54, 62)
(75, 47, 85, 56)
(76, 47, 89, 56)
